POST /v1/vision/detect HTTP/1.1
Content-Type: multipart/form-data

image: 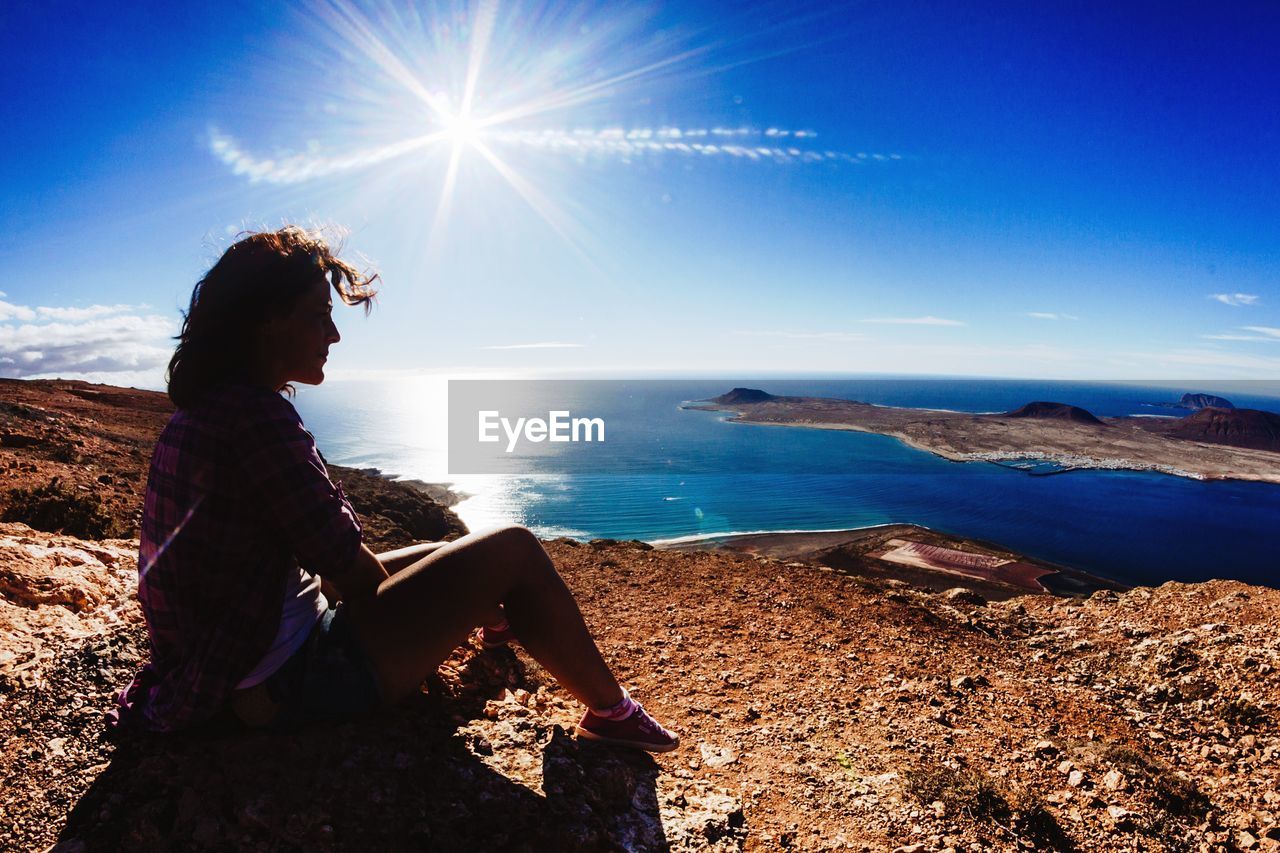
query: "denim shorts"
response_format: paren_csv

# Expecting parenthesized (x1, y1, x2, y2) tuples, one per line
(260, 602, 384, 730)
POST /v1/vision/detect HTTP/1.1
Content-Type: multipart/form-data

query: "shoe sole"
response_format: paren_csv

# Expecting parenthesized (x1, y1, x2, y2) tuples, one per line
(575, 725, 679, 753)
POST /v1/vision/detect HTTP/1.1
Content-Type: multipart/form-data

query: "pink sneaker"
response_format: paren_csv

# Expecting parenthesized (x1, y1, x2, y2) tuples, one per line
(479, 623, 517, 649)
(576, 701, 679, 753)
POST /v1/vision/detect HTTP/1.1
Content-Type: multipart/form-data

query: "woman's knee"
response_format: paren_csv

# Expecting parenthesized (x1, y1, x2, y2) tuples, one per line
(482, 524, 547, 560)
(476, 525, 562, 593)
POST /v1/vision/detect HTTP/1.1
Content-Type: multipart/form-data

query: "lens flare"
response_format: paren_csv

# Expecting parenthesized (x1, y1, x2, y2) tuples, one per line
(208, 1, 902, 256)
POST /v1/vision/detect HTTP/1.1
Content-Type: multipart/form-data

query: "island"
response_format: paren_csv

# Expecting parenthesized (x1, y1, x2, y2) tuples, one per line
(686, 388, 1280, 484)
(1148, 392, 1236, 411)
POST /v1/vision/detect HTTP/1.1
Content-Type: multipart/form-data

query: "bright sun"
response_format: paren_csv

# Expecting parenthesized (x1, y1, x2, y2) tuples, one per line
(442, 112, 482, 147)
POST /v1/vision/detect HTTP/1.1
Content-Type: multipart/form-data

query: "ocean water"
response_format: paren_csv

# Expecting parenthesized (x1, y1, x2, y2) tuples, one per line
(293, 378, 1280, 589)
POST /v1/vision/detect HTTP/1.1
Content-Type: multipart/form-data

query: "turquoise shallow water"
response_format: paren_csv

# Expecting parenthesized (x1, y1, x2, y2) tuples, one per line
(294, 379, 1280, 589)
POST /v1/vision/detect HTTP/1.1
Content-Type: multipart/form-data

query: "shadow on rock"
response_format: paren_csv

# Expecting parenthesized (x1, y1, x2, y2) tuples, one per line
(56, 699, 670, 851)
(542, 728, 666, 849)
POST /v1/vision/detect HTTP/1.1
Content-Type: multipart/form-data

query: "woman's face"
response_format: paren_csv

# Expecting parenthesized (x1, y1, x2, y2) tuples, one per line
(260, 276, 341, 388)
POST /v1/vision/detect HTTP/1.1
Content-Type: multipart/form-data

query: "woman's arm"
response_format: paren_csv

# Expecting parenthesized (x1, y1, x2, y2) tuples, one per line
(320, 541, 449, 602)
(323, 544, 390, 604)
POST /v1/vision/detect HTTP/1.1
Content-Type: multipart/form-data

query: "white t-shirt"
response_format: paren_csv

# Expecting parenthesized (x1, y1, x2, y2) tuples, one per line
(234, 565, 329, 689)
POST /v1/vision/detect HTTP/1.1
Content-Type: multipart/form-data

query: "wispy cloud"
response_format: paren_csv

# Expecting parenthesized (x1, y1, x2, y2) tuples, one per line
(211, 125, 905, 186)
(479, 341, 585, 350)
(1121, 346, 1280, 375)
(862, 316, 965, 327)
(1026, 312, 1079, 320)
(0, 300, 174, 385)
(1202, 334, 1272, 342)
(1209, 293, 1260, 307)
(733, 329, 867, 342)
(1202, 326, 1280, 343)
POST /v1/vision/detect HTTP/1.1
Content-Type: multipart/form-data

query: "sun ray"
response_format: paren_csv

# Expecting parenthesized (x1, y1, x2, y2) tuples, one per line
(470, 139, 594, 265)
(460, 0, 498, 119)
(427, 137, 467, 255)
(314, 0, 454, 121)
(475, 47, 709, 129)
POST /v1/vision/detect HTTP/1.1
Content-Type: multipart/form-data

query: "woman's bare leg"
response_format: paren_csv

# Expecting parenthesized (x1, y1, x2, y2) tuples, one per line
(378, 541, 505, 626)
(376, 541, 448, 575)
(344, 525, 624, 709)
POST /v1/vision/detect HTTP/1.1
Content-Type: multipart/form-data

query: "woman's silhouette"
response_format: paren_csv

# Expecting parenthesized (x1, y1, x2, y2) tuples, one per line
(114, 226, 676, 752)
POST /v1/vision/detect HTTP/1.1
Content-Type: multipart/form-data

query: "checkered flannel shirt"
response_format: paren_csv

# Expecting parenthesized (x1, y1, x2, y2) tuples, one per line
(117, 383, 363, 731)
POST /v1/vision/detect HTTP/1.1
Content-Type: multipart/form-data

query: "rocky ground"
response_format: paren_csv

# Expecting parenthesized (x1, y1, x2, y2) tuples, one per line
(2, 379, 1278, 851)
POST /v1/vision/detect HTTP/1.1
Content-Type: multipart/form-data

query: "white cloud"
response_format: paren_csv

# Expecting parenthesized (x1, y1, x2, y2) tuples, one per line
(22, 369, 167, 391)
(0, 300, 37, 322)
(0, 300, 176, 385)
(210, 125, 901, 186)
(862, 316, 965, 326)
(1209, 293, 1260, 307)
(1201, 334, 1275, 342)
(1026, 312, 1079, 320)
(1202, 326, 1280, 343)
(1121, 346, 1280, 374)
(479, 341, 586, 350)
(34, 304, 137, 322)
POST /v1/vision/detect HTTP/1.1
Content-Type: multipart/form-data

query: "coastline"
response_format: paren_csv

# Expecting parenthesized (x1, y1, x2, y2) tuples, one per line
(654, 522, 1126, 600)
(648, 521, 906, 547)
(355, 468, 472, 508)
(686, 397, 1280, 485)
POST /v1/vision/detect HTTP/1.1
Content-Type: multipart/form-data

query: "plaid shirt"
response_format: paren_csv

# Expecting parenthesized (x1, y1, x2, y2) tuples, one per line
(117, 383, 362, 731)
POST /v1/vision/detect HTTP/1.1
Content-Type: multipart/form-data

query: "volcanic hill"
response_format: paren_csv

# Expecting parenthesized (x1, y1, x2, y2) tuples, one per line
(1005, 401, 1106, 426)
(710, 388, 779, 405)
(1166, 407, 1280, 453)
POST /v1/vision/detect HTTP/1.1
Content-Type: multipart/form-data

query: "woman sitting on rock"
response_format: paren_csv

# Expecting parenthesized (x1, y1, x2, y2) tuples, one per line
(113, 226, 676, 752)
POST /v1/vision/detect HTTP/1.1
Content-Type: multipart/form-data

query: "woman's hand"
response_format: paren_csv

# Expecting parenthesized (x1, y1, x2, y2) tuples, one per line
(319, 575, 342, 603)
(326, 544, 391, 604)
(321, 541, 445, 603)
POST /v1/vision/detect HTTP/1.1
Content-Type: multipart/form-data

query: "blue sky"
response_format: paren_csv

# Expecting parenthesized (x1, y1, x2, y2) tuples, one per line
(2, 0, 1278, 386)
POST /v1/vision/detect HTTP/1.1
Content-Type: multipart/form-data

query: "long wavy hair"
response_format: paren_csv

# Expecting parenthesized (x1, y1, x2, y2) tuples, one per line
(166, 226, 378, 409)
